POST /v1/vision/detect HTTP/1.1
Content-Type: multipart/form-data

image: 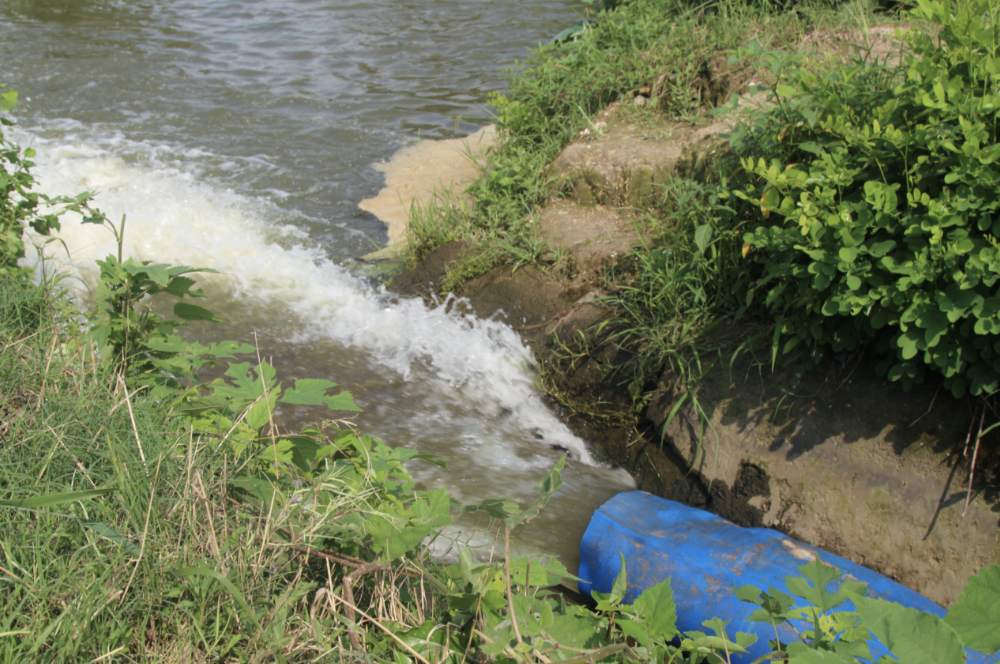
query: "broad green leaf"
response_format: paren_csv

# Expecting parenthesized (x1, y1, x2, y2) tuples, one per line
(739, 585, 795, 622)
(684, 619, 754, 655)
(609, 554, 628, 604)
(511, 593, 551, 637)
(280, 378, 338, 405)
(508, 556, 570, 588)
(632, 578, 678, 642)
(945, 564, 1000, 653)
(537, 454, 565, 497)
(546, 608, 599, 650)
(617, 617, 652, 646)
(520, 455, 566, 523)
(736, 585, 763, 603)
(165, 276, 197, 297)
(280, 378, 361, 412)
(174, 302, 217, 322)
(920, 307, 949, 347)
(366, 489, 451, 559)
(245, 390, 278, 431)
(761, 186, 781, 214)
(229, 476, 277, 503)
(466, 498, 522, 525)
(897, 330, 920, 360)
(855, 596, 964, 664)
(123, 261, 170, 287)
(786, 561, 849, 612)
(775, 83, 796, 99)
(0, 89, 18, 112)
(838, 247, 859, 263)
(694, 224, 714, 255)
(282, 435, 329, 472)
(868, 239, 896, 257)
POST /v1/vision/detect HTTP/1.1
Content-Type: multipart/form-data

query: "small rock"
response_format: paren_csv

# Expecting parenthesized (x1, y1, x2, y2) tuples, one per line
(633, 95, 648, 107)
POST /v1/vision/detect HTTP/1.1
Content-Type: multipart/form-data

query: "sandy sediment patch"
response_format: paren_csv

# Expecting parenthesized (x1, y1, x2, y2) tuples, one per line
(359, 125, 497, 247)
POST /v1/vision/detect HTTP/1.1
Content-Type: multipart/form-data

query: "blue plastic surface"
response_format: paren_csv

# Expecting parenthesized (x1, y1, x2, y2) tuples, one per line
(578, 491, 993, 663)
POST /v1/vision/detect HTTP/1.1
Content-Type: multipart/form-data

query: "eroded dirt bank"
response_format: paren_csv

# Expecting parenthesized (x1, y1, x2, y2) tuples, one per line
(363, 64, 999, 605)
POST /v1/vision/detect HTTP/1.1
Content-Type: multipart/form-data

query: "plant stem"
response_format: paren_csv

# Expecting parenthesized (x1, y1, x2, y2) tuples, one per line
(503, 525, 524, 647)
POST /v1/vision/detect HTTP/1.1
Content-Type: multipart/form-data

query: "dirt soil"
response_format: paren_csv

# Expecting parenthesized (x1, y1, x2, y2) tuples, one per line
(649, 357, 1000, 605)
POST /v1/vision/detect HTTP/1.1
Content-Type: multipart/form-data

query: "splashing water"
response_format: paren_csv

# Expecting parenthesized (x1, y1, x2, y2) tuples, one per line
(21, 128, 597, 468)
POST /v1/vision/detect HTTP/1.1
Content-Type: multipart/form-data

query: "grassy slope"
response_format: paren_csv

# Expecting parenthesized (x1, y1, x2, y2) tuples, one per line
(0, 278, 442, 662)
(0, 279, 313, 661)
(406, 0, 880, 278)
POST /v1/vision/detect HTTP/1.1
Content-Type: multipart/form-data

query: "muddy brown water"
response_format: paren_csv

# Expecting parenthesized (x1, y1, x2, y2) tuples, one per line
(1, 0, 635, 564)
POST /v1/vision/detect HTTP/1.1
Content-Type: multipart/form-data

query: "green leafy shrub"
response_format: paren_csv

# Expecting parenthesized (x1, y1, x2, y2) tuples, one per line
(738, 560, 1000, 663)
(0, 88, 102, 277)
(737, 0, 1000, 396)
(0, 87, 47, 274)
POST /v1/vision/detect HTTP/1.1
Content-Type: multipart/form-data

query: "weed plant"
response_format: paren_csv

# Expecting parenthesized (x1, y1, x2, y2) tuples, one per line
(736, 0, 1000, 399)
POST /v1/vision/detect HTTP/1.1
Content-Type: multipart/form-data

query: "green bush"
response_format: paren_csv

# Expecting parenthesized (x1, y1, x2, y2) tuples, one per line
(1, 87, 102, 277)
(0, 88, 48, 274)
(738, 0, 1000, 396)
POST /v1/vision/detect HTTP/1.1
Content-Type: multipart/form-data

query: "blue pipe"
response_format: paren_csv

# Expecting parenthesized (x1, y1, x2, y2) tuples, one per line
(578, 491, 994, 663)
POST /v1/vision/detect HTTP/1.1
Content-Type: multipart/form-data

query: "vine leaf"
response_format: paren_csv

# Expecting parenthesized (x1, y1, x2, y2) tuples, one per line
(855, 596, 964, 664)
(945, 564, 1000, 653)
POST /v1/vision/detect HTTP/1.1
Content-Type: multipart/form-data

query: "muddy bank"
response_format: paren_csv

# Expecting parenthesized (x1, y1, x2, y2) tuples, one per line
(648, 359, 1000, 605)
(363, 103, 999, 604)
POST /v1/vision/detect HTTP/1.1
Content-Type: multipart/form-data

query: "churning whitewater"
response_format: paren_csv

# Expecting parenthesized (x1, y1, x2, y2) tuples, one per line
(19, 125, 598, 469)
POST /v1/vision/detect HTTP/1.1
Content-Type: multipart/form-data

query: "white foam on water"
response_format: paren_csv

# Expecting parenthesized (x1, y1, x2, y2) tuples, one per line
(18, 126, 596, 467)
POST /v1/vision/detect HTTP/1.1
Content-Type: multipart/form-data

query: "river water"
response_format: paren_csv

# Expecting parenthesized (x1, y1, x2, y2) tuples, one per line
(1, 0, 634, 563)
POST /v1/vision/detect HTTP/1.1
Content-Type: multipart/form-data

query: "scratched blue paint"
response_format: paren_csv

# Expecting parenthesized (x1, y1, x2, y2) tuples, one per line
(578, 491, 995, 663)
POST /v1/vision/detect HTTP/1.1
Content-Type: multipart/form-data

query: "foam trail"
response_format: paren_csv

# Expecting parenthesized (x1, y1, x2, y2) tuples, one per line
(20, 128, 595, 465)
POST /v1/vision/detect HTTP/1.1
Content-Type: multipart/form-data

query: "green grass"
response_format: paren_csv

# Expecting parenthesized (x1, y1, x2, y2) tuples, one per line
(0, 277, 439, 662)
(603, 177, 754, 397)
(3, 280, 275, 660)
(405, 0, 886, 288)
